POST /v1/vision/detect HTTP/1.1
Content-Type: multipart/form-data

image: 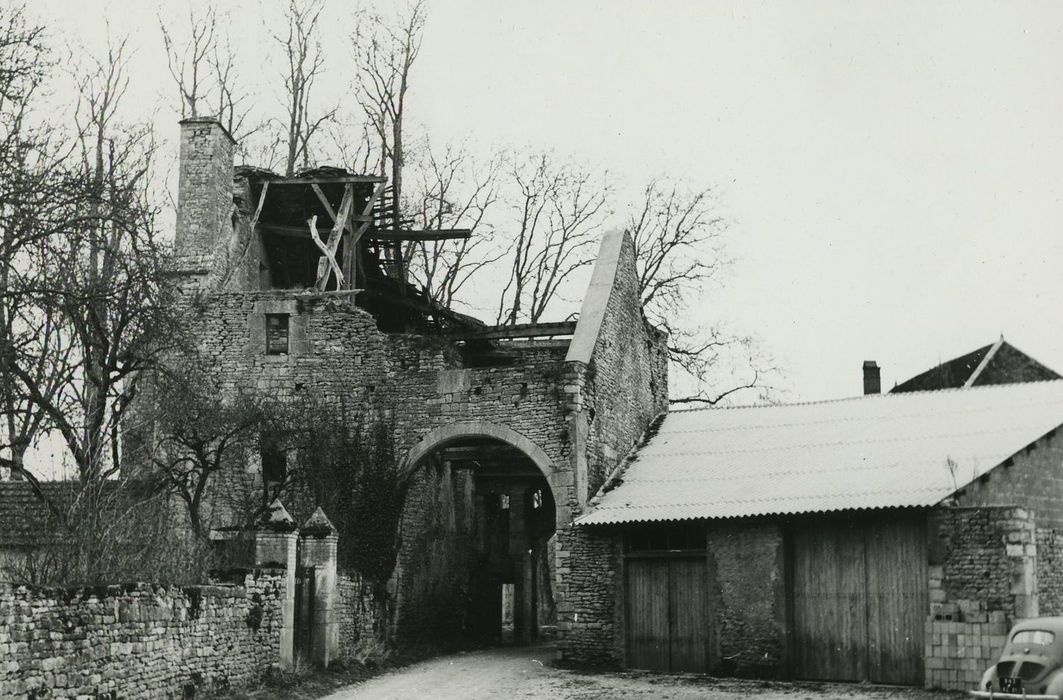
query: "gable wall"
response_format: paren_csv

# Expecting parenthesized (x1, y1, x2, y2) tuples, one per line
(954, 429, 1063, 529)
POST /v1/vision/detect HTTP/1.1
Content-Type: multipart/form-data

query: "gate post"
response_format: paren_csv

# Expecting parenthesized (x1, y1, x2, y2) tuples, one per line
(253, 499, 299, 669)
(299, 507, 339, 667)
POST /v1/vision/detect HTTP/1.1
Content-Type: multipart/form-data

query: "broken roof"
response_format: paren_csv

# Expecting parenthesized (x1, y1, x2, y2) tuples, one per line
(577, 379, 1063, 525)
(891, 337, 1060, 393)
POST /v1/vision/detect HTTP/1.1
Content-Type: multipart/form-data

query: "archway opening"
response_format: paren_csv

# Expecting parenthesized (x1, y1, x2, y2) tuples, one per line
(394, 436, 557, 646)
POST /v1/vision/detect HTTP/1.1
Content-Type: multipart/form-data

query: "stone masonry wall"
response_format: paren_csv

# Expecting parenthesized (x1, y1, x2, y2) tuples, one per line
(955, 429, 1063, 529)
(1038, 529, 1063, 615)
(175, 118, 235, 275)
(554, 526, 622, 667)
(579, 234, 669, 499)
(926, 506, 1037, 690)
(708, 520, 787, 678)
(337, 572, 381, 655)
(0, 571, 283, 699)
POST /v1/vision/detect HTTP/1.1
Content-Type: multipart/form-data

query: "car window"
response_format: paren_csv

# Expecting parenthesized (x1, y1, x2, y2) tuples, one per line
(1013, 630, 1056, 645)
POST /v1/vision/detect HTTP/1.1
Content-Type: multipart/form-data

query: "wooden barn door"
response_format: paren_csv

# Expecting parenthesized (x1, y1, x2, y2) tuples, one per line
(791, 513, 927, 685)
(625, 556, 710, 672)
(866, 517, 928, 685)
(792, 521, 868, 681)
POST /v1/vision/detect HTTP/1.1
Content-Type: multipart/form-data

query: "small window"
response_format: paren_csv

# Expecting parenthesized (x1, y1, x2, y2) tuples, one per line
(261, 437, 287, 483)
(531, 489, 543, 510)
(499, 494, 510, 510)
(266, 314, 289, 354)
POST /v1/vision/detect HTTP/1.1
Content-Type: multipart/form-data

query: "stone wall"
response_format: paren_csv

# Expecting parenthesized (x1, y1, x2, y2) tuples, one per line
(955, 429, 1063, 529)
(174, 118, 235, 275)
(926, 506, 1037, 690)
(337, 572, 381, 655)
(554, 525, 622, 667)
(0, 571, 283, 699)
(392, 461, 477, 642)
(1038, 528, 1063, 615)
(563, 232, 669, 503)
(708, 520, 787, 678)
(928, 506, 1037, 622)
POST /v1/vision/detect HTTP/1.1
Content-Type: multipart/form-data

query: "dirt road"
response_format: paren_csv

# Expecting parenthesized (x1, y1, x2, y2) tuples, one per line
(322, 646, 962, 700)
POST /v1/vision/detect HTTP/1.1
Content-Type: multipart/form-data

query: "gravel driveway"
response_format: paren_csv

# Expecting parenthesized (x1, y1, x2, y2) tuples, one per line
(322, 645, 965, 700)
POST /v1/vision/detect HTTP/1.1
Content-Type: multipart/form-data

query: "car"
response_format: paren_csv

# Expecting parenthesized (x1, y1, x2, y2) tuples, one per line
(973, 617, 1063, 699)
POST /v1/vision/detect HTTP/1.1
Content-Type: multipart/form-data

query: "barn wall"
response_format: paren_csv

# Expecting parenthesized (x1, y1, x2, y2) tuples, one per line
(708, 520, 788, 678)
(955, 430, 1063, 529)
(926, 506, 1037, 690)
(554, 526, 623, 667)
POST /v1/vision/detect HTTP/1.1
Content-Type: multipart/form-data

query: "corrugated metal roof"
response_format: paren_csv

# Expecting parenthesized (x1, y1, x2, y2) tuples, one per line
(577, 380, 1063, 526)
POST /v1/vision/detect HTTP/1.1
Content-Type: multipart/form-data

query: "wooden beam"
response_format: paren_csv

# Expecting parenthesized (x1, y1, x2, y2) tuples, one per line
(263, 175, 386, 185)
(368, 229, 472, 242)
(457, 322, 578, 341)
(313, 184, 355, 290)
(307, 215, 345, 289)
(310, 183, 354, 235)
(344, 181, 386, 290)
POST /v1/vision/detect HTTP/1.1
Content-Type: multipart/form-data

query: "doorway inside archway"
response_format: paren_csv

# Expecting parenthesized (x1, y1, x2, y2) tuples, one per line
(395, 436, 556, 646)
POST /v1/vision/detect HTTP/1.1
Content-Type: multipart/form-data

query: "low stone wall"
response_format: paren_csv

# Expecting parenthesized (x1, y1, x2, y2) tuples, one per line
(0, 571, 284, 699)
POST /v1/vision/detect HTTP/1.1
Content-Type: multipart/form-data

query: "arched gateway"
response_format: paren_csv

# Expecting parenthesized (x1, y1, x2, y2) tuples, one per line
(394, 422, 558, 644)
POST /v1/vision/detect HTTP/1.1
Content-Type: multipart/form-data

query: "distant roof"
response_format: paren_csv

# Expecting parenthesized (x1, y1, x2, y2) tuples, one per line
(577, 380, 1063, 525)
(891, 338, 1060, 393)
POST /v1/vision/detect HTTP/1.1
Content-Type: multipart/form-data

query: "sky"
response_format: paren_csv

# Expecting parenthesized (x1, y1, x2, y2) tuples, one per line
(26, 0, 1063, 404)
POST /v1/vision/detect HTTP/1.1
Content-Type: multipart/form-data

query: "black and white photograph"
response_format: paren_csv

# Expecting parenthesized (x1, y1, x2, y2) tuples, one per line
(1, 1, 1062, 698)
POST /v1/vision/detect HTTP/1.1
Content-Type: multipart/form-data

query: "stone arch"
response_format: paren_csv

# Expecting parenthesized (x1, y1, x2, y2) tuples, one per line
(401, 420, 553, 482)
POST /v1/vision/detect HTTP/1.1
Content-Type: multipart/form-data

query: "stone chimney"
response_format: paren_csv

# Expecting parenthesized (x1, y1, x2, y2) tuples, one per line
(863, 360, 881, 395)
(175, 117, 236, 270)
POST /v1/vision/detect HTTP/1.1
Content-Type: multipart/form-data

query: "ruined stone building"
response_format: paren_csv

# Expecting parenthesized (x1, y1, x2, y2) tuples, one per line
(170, 117, 668, 652)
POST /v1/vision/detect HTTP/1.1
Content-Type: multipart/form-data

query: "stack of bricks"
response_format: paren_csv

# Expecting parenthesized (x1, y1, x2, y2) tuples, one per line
(924, 602, 1008, 691)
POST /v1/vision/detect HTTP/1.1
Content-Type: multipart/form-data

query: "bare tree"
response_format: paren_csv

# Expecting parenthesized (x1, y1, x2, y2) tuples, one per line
(624, 179, 777, 405)
(273, 0, 336, 176)
(0, 4, 49, 479)
(497, 153, 611, 325)
(159, 7, 253, 141)
(406, 143, 504, 310)
(159, 7, 216, 120)
(352, 0, 427, 224)
(145, 360, 274, 540)
(3, 37, 171, 493)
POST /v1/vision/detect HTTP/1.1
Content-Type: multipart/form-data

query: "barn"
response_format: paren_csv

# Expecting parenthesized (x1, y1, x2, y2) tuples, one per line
(558, 379, 1063, 690)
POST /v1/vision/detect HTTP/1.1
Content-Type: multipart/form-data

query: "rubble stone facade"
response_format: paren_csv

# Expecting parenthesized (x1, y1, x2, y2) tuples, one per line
(171, 118, 668, 653)
(0, 572, 283, 699)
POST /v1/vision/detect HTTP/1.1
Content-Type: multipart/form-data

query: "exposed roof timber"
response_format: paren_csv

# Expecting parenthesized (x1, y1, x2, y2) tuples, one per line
(258, 223, 321, 238)
(260, 175, 386, 185)
(368, 229, 472, 242)
(457, 321, 577, 341)
(256, 223, 472, 243)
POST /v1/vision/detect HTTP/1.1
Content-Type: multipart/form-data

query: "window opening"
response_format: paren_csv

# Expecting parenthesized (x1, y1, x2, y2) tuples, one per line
(266, 314, 290, 354)
(261, 436, 287, 483)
